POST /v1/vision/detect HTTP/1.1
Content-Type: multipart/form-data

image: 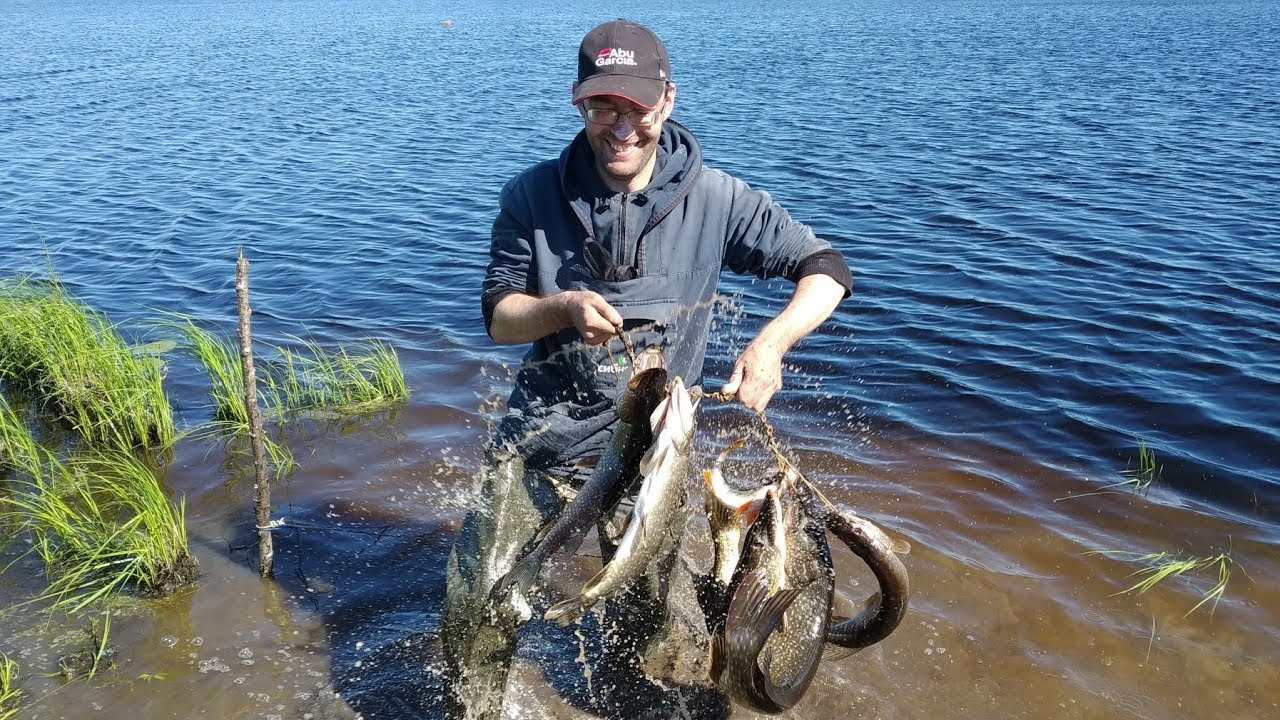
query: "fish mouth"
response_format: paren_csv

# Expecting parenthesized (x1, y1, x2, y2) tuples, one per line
(648, 375, 696, 439)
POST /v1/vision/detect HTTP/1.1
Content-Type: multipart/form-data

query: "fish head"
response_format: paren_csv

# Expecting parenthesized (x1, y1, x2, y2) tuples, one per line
(624, 345, 666, 386)
(745, 486, 784, 548)
(647, 375, 697, 444)
(617, 346, 669, 425)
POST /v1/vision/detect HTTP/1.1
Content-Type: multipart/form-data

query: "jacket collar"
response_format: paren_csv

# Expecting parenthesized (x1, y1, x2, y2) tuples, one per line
(559, 120, 704, 237)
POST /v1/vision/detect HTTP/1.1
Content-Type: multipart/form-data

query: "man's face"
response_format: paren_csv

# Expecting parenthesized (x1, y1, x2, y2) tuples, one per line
(577, 86, 674, 193)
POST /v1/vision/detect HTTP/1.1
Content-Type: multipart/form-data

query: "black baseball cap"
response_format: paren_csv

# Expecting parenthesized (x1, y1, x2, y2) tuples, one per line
(572, 19, 671, 109)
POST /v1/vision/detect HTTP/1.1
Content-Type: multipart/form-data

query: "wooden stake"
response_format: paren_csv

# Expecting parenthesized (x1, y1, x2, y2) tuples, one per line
(236, 246, 273, 577)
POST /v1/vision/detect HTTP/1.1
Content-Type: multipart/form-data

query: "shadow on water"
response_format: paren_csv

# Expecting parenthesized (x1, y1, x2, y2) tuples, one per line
(223, 501, 732, 720)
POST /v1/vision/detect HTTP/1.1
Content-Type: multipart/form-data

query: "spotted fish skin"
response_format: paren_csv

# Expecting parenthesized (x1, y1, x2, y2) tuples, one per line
(543, 375, 699, 626)
(488, 347, 668, 612)
(712, 472, 833, 714)
(823, 508, 910, 650)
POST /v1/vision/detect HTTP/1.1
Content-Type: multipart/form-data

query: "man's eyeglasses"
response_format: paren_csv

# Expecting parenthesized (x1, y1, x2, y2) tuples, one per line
(582, 101, 664, 128)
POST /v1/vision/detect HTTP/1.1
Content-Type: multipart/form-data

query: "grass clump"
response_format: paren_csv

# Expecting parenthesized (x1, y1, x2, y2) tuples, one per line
(170, 318, 408, 476)
(1089, 548, 1242, 617)
(169, 318, 408, 421)
(165, 317, 245, 424)
(264, 337, 409, 416)
(0, 276, 174, 451)
(0, 429, 196, 613)
(0, 652, 19, 720)
(167, 318, 297, 475)
(1055, 438, 1164, 502)
(1118, 439, 1162, 493)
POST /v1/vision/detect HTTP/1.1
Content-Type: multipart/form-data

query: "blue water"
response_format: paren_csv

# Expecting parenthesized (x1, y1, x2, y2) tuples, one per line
(4, 0, 1275, 510)
(2, 1, 1280, 717)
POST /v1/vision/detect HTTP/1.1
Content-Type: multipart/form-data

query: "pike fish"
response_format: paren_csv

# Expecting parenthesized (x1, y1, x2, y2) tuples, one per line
(488, 346, 669, 611)
(704, 437, 772, 587)
(712, 471, 834, 714)
(823, 507, 910, 650)
(544, 375, 699, 626)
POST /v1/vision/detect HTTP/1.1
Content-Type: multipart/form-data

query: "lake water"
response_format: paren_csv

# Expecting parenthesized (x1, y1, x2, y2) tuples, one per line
(1, 0, 1278, 718)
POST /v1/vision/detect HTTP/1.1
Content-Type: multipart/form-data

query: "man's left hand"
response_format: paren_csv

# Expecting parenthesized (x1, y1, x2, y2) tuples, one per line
(721, 340, 784, 412)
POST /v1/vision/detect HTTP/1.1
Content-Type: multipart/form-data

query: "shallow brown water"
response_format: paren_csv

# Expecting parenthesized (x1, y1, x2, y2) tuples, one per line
(3, 405, 1276, 720)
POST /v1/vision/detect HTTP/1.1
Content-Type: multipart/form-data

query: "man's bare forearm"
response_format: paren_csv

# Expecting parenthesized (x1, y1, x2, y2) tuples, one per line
(489, 290, 623, 346)
(755, 273, 847, 354)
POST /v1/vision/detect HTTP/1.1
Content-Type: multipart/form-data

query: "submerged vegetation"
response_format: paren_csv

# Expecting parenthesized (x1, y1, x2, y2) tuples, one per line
(1118, 439, 1162, 493)
(0, 276, 174, 451)
(169, 317, 409, 477)
(170, 318, 408, 421)
(1065, 439, 1243, 618)
(264, 337, 409, 417)
(1055, 438, 1164, 502)
(58, 613, 115, 681)
(1089, 548, 1241, 617)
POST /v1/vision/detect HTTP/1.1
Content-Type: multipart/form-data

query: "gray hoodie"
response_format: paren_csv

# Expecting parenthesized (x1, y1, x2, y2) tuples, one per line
(482, 120, 850, 474)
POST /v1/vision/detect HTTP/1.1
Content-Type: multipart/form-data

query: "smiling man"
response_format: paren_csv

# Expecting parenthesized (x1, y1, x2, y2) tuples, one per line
(442, 18, 854, 720)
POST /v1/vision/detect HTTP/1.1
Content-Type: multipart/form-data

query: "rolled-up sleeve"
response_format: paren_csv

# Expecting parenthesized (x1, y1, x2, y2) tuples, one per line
(481, 180, 535, 335)
(721, 177, 852, 296)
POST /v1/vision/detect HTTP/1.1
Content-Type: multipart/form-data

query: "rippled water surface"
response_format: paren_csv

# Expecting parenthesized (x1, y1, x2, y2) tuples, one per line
(2, 0, 1278, 718)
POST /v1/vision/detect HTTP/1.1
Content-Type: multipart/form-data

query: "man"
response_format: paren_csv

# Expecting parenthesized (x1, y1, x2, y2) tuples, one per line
(442, 18, 853, 720)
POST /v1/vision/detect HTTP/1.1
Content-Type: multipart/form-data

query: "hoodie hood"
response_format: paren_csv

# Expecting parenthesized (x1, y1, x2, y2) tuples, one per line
(560, 119, 703, 240)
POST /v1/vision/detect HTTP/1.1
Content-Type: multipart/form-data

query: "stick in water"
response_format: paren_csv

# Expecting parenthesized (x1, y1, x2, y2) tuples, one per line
(236, 246, 274, 577)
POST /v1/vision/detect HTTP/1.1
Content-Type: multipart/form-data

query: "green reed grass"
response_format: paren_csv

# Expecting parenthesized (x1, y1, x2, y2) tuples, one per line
(1, 443, 196, 613)
(167, 317, 297, 475)
(1089, 548, 1239, 617)
(1118, 440, 1162, 493)
(165, 317, 244, 423)
(0, 652, 19, 720)
(0, 276, 174, 450)
(0, 671, 15, 720)
(1055, 438, 1164, 502)
(264, 337, 409, 416)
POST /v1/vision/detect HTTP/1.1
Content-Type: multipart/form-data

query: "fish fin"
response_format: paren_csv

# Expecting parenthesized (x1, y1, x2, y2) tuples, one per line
(489, 557, 537, 607)
(639, 440, 669, 476)
(706, 493, 738, 530)
(891, 538, 912, 555)
(822, 643, 861, 661)
(830, 588, 860, 619)
(579, 561, 614, 599)
(572, 455, 601, 471)
(736, 495, 766, 522)
(709, 632, 727, 682)
(544, 598, 588, 627)
(727, 571, 801, 643)
(761, 587, 802, 627)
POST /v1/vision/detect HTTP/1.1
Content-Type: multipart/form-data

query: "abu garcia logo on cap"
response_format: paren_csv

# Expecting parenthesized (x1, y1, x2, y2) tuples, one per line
(595, 48, 637, 67)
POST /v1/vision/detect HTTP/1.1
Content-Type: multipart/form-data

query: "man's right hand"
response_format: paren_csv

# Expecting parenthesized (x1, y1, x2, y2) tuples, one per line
(555, 290, 623, 345)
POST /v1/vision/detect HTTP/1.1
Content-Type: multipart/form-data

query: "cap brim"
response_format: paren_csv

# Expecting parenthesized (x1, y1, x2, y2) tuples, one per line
(572, 74, 664, 109)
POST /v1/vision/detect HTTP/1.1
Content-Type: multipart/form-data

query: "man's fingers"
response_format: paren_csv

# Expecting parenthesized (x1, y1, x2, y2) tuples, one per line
(721, 365, 744, 394)
(584, 294, 623, 328)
